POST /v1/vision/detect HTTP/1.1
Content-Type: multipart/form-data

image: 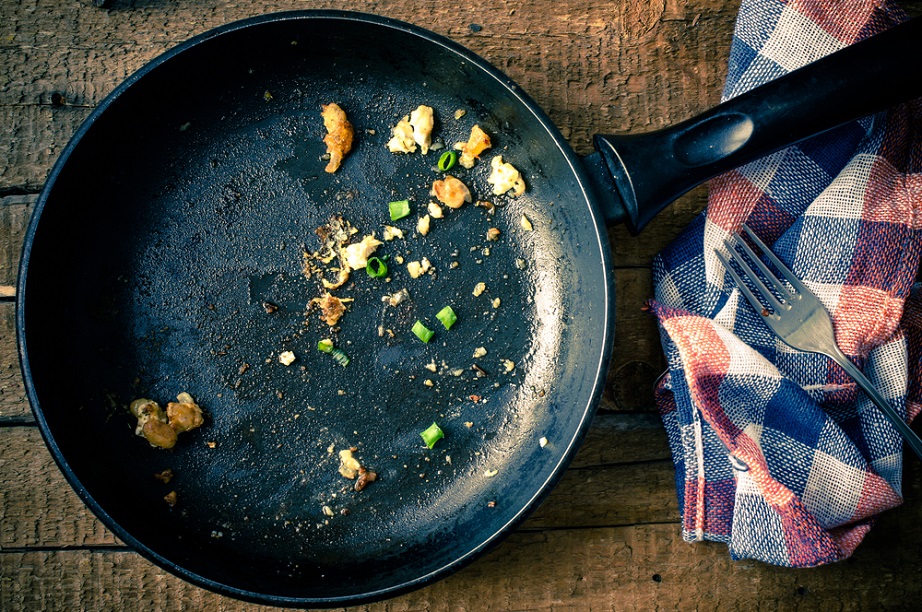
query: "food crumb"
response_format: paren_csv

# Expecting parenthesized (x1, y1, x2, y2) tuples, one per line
(424, 379, 434, 387)
(484, 469, 498, 478)
(473, 346, 487, 359)
(322, 505, 335, 517)
(383, 225, 405, 241)
(454, 109, 467, 120)
(425, 361, 438, 372)
(464, 421, 474, 428)
(486, 227, 501, 241)
(153, 469, 174, 484)
(520, 215, 533, 231)
(492, 298, 501, 308)
(417, 215, 431, 236)
(502, 359, 515, 373)
(164, 491, 178, 507)
(206, 441, 217, 449)
(539, 437, 548, 448)
(472, 282, 486, 297)
(279, 351, 296, 366)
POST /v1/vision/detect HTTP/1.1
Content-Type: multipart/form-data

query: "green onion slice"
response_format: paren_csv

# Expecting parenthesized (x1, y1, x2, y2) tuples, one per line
(438, 150, 458, 172)
(389, 199, 411, 221)
(366, 256, 388, 278)
(317, 338, 334, 353)
(412, 320, 434, 343)
(420, 422, 444, 449)
(330, 347, 350, 367)
(436, 305, 457, 330)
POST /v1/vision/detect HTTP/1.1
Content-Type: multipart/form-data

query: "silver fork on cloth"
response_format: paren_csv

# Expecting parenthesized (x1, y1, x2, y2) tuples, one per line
(716, 224, 922, 460)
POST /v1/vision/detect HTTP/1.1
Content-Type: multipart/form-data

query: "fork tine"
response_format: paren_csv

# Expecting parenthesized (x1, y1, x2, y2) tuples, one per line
(741, 224, 809, 296)
(732, 230, 795, 303)
(722, 239, 786, 314)
(716, 247, 781, 316)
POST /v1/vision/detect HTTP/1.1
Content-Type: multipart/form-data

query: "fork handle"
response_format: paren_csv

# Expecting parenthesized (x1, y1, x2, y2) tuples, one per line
(827, 347, 922, 461)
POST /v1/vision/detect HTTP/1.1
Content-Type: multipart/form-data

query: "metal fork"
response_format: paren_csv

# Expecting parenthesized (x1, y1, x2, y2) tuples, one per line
(716, 224, 922, 460)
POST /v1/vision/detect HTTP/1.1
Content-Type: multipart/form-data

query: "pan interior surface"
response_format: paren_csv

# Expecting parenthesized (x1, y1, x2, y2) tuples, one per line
(19, 12, 612, 604)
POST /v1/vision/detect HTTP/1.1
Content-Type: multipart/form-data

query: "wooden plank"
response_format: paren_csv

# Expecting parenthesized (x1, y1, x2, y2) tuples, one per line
(0, 413, 672, 549)
(0, 304, 27, 423)
(5, 498, 922, 612)
(0, 195, 34, 286)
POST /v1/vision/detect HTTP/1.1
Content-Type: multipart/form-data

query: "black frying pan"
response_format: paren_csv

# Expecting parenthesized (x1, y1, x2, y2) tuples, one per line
(16, 10, 922, 607)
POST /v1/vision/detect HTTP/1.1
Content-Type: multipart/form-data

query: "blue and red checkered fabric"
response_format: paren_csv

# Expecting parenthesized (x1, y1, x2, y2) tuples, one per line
(652, 0, 922, 567)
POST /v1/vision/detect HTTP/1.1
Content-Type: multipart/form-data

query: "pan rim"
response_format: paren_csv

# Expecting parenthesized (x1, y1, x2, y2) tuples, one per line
(15, 8, 616, 607)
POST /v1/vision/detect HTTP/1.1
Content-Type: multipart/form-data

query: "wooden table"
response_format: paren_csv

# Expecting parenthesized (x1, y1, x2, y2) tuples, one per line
(3, 0, 922, 609)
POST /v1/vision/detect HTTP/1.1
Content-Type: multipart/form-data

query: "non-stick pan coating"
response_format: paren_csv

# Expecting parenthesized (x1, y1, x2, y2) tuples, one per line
(18, 11, 613, 605)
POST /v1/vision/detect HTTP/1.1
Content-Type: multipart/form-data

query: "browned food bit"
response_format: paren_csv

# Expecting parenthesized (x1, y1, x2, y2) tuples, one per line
(321, 103, 354, 173)
(164, 491, 178, 507)
(141, 419, 177, 449)
(454, 125, 492, 168)
(129, 393, 204, 449)
(311, 293, 351, 326)
(262, 301, 279, 314)
(166, 393, 204, 434)
(130, 398, 177, 449)
(431, 175, 472, 209)
(355, 466, 378, 492)
(153, 469, 174, 484)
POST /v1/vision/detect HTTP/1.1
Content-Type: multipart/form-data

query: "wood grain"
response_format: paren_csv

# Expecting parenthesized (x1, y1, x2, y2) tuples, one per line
(5, 0, 922, 609)
(5, 504, 922, 612)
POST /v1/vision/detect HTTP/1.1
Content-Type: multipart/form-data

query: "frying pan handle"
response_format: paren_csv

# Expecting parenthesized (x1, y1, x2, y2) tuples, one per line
(593, 16, 922, 235)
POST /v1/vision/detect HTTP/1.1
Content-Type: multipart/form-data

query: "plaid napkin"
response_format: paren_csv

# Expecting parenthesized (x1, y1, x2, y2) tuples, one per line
(651, 0, 922, 567)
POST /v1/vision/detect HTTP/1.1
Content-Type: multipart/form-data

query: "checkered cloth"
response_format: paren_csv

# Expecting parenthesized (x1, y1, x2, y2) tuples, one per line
(651, 0, 922, 567)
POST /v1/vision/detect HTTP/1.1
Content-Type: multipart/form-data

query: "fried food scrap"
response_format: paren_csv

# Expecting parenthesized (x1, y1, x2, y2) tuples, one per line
(338, 448, 378, 491)
(129, 393, 204, 449)
(454, 124, 491, 168)
(431, 175, 472, 209)
(338, 449, 361, 478)
(321, 103, 354, 173)
(355, 466, 378, 492)
(311, 293, 353, 326)
(304, 216, 359, 289)
(410, 105, 434, 154)
(164, 491, 178, 507)
(387, 116, 415, 153)
(154, 469, 174, 484)
(383, 225, 405, 241)
(343, 234, 383, 270)
(166, 392, 205, 433)
(487, 155, 526, 196)
(387, 105, 434, 154)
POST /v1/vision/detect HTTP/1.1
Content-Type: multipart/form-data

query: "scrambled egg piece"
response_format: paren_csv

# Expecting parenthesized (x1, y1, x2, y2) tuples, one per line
(387, 116, 415, 153)
(410, 105, 434, 154)
(431, 175, 472, 209)
(487, 155, 526, 196)
(343, 234, 383, 270)
(321, 103, 354, 173)
(455, 125, 492, 168)
(387, 105, 435, 154)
